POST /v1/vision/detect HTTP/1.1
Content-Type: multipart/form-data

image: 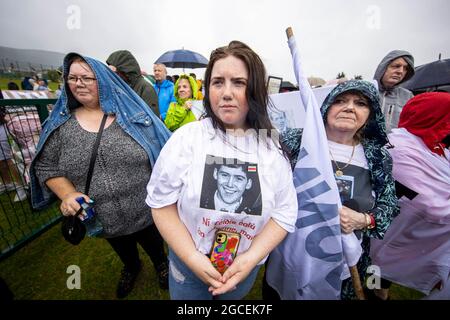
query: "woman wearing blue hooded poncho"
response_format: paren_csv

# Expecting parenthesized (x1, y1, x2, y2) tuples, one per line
(30, 53, 171, 298)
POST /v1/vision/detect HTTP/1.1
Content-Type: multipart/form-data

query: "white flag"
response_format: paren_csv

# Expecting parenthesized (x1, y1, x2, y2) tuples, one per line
(266, 34, 361, 299)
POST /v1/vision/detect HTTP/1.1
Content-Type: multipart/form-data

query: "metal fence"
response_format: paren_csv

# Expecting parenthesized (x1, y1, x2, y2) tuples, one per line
(0, 99, 60, 261)
(0, 58, 59, 74)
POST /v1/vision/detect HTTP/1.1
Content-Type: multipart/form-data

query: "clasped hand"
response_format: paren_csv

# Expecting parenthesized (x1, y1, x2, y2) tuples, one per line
(186, 250, 256, 296)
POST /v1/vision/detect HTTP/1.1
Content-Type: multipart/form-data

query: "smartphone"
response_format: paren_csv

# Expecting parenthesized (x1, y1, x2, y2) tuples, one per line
(210, 230, 241, 274)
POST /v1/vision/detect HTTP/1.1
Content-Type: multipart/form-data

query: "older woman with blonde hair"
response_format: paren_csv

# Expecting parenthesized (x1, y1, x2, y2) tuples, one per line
(164, 74, 199, 131)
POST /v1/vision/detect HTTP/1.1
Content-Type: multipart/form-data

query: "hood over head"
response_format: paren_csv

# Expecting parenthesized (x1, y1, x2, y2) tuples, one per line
(106, 50, 142, 86)
(174, 74, 199, 102)
(398, 92, 450, 156)
(321, 79, 388, 148)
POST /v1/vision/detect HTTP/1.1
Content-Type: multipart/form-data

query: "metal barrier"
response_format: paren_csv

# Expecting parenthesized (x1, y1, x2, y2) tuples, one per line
(0, 99, 60, 261)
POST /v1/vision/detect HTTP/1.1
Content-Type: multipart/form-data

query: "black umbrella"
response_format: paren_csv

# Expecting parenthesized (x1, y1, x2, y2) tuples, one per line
(154, 49, 208, 70)
(402, 58, 450, 91)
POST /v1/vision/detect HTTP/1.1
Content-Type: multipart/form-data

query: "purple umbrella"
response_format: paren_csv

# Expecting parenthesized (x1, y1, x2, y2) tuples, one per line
(154, 49, 208, 70)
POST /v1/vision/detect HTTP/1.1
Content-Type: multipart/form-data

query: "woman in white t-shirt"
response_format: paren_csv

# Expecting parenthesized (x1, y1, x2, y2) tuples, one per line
(146, 41, 298, 300)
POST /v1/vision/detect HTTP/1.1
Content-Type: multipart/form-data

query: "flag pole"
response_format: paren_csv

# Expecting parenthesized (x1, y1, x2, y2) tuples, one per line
(285, 26, 366, 300)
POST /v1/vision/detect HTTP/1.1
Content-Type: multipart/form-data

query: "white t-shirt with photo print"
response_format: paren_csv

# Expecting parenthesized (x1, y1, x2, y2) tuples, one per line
(146, 118, 298, 265)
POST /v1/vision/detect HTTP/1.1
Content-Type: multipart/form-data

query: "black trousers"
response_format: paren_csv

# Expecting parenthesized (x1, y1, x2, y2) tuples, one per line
(106, 223, 167, 273)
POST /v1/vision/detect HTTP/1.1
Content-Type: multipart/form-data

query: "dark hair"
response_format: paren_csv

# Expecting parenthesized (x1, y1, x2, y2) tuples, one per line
(203, 40, 289, 158)
(66, 55, 87, 72)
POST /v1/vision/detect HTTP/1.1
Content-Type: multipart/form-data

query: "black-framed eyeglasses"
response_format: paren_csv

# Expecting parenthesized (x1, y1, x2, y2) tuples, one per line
(67, 76, 97, 85)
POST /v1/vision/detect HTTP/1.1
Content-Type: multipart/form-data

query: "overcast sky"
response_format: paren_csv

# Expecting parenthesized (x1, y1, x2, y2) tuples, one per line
(1, 0, 449, 83)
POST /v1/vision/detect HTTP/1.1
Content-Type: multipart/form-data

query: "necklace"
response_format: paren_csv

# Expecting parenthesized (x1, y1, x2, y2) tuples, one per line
(329, 144, 356, 177)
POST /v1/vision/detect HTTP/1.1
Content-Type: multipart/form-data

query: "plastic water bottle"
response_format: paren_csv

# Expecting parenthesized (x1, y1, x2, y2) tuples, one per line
(76, 197, 103, 237)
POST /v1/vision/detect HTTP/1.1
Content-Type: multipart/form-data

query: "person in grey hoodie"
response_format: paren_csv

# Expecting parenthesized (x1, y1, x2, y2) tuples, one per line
(374, 50, 415, 133)
(107, 50, 160, 117)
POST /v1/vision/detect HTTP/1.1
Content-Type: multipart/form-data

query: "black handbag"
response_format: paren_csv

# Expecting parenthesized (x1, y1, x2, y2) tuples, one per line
(61, 114, 108, 245)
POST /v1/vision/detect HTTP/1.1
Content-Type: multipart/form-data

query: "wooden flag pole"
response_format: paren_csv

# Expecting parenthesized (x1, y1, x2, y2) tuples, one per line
(286, 26, 294, 39)
(350, 265, 366, 300)
(285, 26, 366, 300)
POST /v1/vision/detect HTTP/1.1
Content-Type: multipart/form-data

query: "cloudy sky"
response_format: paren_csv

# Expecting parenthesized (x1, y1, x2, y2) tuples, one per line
(1, 0, 449, 83)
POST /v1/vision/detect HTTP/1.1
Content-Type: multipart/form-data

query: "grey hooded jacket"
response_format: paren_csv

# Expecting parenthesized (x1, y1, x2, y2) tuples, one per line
(374, 50, 415, 133)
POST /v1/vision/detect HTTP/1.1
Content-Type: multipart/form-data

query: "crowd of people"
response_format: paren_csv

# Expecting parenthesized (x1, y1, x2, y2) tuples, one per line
(0, 40, 448, 301)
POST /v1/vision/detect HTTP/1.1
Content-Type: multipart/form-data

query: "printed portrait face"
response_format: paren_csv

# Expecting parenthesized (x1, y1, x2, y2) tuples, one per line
(213, 165, 252, 205)
(269, 110, 288, 132)
(200, 155, 262, 215)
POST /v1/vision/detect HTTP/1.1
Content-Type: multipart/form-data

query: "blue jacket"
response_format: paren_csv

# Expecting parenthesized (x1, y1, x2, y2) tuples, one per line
(30, 52, 171, 210)
(153, 80, 175, 120)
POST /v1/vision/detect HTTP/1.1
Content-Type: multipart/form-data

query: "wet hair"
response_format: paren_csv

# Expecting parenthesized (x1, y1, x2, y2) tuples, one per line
(202, 40, 290, 158)
(66, 56, 90, 74)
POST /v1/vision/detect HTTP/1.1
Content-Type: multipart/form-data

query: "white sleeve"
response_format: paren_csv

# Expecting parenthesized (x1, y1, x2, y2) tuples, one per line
(145, 123, 195, 208)
(270, 156, 298, 233)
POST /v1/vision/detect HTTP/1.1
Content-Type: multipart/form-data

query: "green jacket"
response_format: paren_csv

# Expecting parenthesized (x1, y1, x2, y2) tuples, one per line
(164, 74, 198, 131)
(106, 50, 159, 117)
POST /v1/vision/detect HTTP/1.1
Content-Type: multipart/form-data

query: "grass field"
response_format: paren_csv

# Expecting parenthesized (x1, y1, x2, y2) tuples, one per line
(0, 216, 424, 300)
(0, 191, 60, 255)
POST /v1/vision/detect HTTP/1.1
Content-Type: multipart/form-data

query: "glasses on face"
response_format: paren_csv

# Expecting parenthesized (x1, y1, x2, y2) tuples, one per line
(67, 75, 97, 85)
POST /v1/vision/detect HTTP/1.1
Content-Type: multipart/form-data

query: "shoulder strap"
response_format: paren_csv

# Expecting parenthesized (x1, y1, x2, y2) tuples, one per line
(84, 114, 108, 195)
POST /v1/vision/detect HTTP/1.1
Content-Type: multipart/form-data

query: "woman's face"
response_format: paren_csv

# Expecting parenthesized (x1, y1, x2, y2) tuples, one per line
(178, 78, 192, 99)
(67, 61, 99, 107)
(326, 92, 371, 136)
(209, 55, 249, 130)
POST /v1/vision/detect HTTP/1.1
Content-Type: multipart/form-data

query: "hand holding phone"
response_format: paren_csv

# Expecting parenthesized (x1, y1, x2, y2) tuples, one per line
(210, 230, 241, 274)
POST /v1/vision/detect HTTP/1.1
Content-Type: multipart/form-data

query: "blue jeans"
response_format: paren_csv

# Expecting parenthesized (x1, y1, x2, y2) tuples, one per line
(168, 249, 260, 300)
